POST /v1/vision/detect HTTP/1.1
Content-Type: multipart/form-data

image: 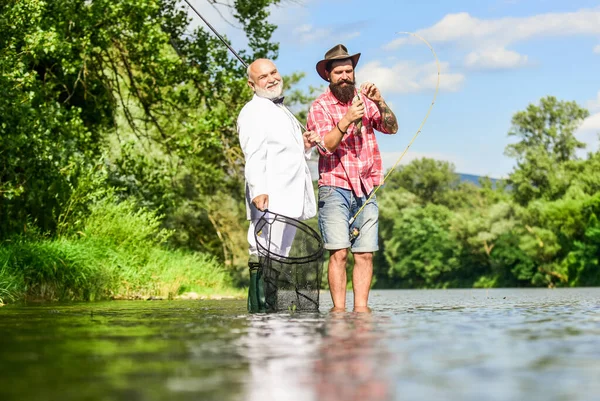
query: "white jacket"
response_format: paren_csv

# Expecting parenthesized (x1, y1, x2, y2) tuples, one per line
(237, 94, 316, 221)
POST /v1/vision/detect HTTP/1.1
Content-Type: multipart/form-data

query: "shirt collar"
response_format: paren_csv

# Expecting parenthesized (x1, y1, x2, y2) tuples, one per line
(252, 93, 285, 105)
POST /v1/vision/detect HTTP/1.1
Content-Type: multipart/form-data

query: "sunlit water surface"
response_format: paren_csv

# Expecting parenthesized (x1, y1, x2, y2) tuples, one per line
(1, 288, 600, 401)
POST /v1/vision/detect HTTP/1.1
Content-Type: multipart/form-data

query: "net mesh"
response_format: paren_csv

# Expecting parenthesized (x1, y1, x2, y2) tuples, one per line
(254, 211, 324, 312)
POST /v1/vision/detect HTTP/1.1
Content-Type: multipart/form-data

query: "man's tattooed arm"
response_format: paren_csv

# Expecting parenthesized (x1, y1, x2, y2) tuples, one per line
(377, 99, 398, 134)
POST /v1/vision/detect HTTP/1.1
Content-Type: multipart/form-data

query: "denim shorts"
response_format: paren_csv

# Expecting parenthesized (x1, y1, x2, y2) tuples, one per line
(317, 186, 379, 252)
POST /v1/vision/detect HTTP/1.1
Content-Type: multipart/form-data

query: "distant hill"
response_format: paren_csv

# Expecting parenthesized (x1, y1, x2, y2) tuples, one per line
(458, 173, 502, 187)
(309, 159, 503, 188)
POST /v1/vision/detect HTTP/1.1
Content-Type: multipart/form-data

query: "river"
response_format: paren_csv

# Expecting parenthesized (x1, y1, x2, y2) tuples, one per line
(1, 288, 599, 401)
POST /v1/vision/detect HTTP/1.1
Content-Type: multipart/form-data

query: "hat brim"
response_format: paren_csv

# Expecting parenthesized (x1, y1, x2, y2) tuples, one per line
(316, 53, 361, 81)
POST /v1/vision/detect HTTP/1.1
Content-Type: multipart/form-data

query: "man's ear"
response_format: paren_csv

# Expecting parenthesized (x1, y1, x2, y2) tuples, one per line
(247, 80, 255, 91)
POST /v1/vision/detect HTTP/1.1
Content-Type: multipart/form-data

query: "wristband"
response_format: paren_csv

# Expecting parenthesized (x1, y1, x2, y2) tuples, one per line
(336, 122, 347, 134)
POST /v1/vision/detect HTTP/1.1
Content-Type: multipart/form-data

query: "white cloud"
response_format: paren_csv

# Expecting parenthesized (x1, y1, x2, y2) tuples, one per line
(595, 45, 600, 54)
(465, 48, 529, 70)
(386, 9, 600, 49)
(576, 92, 600, 149)
(356, 60, 465, 94)
(580, 113, 600, 133)
(384, 9, 600, 70)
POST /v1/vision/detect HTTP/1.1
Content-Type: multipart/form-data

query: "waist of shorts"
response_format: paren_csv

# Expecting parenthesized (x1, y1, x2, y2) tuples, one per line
(318, 178, 376, 198)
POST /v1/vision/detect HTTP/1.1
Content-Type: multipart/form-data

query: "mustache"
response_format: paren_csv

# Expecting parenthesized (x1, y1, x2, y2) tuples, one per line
(331, 79, 354, 87)
(329, 79, 355, 103)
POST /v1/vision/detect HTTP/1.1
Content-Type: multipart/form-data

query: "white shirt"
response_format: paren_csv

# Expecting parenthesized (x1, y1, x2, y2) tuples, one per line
(237, 94, 316, 221)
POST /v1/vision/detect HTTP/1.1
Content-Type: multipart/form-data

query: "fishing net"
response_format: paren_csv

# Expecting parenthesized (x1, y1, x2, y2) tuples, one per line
(249, 211, 324, 313)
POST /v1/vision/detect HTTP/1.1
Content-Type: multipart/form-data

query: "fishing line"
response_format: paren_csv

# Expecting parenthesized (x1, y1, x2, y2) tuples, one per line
(182, 0, 248, 67)
(348, 32, 440, 235)
(181, 3, 439, 236)
(182, 0, 327, 152)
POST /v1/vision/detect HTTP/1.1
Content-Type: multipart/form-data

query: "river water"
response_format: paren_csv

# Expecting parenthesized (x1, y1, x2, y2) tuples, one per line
(1, 288, 599, 401)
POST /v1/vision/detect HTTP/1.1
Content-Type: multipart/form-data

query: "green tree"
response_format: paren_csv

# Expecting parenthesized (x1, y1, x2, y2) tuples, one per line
(383, 203, 461, 288)
(563, 213, 600, 286)
(384, 158, 460, 205)
(0, 0, 280, 269)
(505, 96, 589, 205)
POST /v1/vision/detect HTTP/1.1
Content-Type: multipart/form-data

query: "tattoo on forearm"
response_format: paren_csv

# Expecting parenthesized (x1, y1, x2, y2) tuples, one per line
(379, 101, 398, 133)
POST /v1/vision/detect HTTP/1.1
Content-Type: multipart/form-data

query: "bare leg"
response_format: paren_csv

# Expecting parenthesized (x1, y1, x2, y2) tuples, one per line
(328, 248, 348, 309)
(352, 252, 373, 307)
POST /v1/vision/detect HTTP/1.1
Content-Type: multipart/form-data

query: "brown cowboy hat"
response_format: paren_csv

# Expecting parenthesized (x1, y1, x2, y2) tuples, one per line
(315, 44, 361, 81)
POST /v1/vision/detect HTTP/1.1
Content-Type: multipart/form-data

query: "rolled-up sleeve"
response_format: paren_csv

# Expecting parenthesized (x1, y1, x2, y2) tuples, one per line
(369, 101, 390, 134)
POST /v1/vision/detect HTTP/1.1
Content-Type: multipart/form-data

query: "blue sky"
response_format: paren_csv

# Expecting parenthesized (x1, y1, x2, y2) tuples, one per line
(188, 0, 600, 178)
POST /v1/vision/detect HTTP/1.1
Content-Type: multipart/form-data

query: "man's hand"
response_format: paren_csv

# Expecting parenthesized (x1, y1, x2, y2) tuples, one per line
(303, 130, 322, 150)
(361, 81, 398, 134)
(344, 97, 364, 125)
(360, 82, 382, 103)
(252, 194, 269, 211)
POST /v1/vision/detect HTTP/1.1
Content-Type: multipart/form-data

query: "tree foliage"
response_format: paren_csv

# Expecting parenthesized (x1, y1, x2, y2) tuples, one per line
(505, 96, 589, 205)
(3, 1, 600, 291)
(1, 0, 281, 276)
(385, 158, 460, 205)
(375, 95, 598, 289)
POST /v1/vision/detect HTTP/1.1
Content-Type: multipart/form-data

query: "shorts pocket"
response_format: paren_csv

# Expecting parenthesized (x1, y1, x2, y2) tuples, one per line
(318, 186, 335, 201)
(318, 186, 336, 209)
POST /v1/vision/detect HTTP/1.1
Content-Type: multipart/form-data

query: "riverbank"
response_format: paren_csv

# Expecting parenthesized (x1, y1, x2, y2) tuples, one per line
(0, 237, 244, 305)
(0, 197, 244, 305)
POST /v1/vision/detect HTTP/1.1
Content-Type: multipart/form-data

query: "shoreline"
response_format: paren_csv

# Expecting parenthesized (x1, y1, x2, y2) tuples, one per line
(0, 291, 246, 306)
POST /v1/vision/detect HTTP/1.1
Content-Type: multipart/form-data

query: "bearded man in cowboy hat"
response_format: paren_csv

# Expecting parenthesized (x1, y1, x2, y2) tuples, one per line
(307, 44, 399, 311)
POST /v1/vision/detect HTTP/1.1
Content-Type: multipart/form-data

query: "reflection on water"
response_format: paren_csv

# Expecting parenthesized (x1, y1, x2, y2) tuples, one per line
(313, 309, 392, 401)
(1, 289, 600, 401)
(240, 314, 322, 400)
(240, 308, 393, 401)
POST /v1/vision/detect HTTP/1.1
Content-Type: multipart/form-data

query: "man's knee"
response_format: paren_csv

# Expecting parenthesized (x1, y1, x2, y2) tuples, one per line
(353, 252, 373, 265)
(330, 248, 348, 265)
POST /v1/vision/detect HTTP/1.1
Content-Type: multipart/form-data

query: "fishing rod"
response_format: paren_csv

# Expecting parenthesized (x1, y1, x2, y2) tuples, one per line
(182, 0, 327, 152)
(182, 1, 439, 239)
(348, 32, 440, 239)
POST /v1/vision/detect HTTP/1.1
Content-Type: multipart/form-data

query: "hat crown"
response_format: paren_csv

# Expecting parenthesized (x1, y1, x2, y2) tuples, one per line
(324, 44, 351, 61)
(315, 44, 360, 81)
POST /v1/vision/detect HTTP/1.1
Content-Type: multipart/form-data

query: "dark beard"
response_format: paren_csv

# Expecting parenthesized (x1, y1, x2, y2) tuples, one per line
(329, 79, 355, 104)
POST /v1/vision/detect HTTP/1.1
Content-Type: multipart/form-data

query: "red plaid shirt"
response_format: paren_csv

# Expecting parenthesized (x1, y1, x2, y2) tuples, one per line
(307, 88, 392, 197)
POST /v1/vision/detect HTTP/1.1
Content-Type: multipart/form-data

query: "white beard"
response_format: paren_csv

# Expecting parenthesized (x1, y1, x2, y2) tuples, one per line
(254, 79, 284, 100)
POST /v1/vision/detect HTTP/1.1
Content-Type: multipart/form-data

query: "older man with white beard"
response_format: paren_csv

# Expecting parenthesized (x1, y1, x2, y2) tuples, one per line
(237, 58, 321, 312)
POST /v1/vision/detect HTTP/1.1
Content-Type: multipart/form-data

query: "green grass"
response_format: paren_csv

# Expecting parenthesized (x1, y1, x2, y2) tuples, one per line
(0, 197, 242, 304)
